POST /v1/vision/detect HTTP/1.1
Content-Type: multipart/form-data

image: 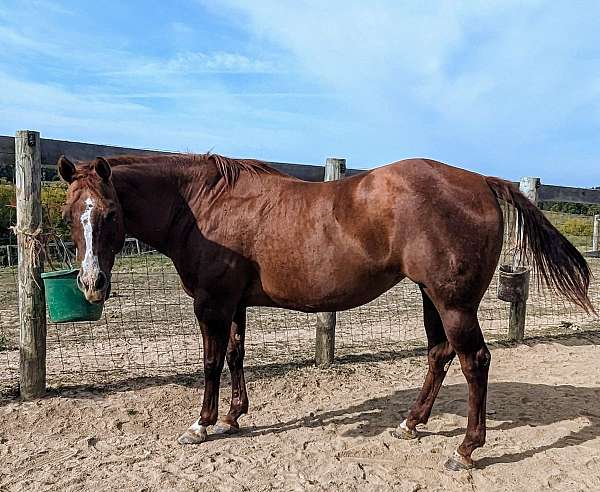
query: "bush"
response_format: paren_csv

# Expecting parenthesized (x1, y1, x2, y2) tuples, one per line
(559, 218, 593, 238)
(540, 201, 600, 216)
(0, 183, 16, 245)
(0, 182, 69, 246)
(41, 183, 69, 238)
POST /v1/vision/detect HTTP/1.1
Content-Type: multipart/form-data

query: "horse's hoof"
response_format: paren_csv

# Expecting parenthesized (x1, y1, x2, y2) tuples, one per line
(213, 421, 240, 435)
(444, 451, 474, 471)
(178, 422, 208, 445)
(391, 420, 418, 440)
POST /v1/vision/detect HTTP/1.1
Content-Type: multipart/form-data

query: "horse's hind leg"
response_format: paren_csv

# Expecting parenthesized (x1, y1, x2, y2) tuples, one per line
(214, 307, 249, 435)
(394, 289, 455, 439)
(438, 308, 491, 470)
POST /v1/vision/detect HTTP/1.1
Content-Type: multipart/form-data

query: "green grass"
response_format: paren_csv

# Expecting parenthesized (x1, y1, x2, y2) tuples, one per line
(113, 253, 174, 273)
(544, 211, 594, 250)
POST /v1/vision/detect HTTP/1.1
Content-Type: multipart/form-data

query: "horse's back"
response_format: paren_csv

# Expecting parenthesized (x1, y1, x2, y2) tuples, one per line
(248, 158, 503, 311)
(340, 158, 502, 253)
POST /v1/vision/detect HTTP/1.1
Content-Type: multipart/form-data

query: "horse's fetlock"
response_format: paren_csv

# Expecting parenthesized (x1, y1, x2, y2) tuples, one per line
(200, 410, 218, 425)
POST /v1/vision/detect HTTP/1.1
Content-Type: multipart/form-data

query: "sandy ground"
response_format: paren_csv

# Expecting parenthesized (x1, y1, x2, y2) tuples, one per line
(1, 334, 600, 491)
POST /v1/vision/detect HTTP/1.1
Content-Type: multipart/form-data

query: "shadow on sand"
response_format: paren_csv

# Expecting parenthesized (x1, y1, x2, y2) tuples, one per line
(239, 379, 600, 468)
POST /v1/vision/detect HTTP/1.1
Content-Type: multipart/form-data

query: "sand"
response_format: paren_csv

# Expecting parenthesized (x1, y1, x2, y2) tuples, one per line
(1, 333, 600, 491)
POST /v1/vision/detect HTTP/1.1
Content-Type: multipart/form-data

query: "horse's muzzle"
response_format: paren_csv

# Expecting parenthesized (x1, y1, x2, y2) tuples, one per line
(77, 270, 110, 304)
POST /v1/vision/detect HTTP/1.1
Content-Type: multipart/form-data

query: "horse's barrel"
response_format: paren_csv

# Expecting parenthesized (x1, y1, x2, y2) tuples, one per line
(497, 265, 530, 302)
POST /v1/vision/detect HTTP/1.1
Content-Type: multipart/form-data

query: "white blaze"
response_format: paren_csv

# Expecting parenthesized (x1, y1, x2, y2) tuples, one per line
(80, 197, 100, 281)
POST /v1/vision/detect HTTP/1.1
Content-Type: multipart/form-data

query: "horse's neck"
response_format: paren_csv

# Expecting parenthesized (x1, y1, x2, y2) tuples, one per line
(112, 164, 197, 257)
(111, 159, 288, 265)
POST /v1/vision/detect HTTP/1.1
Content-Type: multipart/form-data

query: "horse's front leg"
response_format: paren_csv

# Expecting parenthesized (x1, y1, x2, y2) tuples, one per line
(178, 299, 230, 445)
(214, 306, 248, 435)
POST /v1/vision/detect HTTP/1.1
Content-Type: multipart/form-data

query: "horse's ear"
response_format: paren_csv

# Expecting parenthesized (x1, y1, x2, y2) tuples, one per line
(93, 157, 112, 182)
(58, 155, 76, 183)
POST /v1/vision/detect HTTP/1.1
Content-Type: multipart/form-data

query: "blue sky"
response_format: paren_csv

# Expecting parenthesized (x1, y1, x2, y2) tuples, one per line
(1, 0, 599, 186)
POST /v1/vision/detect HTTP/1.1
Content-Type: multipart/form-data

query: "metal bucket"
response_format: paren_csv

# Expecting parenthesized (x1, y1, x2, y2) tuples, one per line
(497, 265, 530, 303)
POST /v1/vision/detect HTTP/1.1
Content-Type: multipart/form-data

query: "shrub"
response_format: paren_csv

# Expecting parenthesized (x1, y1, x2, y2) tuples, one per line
(559, 218, 593, 238)
(0, 183, 16, 245)
(0, 182, 69, 245)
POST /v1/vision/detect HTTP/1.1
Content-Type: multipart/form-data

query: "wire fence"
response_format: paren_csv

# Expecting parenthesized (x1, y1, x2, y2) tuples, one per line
(1, 183, 599, 393)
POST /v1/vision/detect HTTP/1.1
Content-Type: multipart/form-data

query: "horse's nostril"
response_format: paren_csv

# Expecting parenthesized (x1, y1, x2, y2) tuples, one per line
(95, 271, 107, 291)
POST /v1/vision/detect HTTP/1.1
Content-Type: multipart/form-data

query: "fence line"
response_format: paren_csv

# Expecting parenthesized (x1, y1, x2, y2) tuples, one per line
(1, 130, 599, 396)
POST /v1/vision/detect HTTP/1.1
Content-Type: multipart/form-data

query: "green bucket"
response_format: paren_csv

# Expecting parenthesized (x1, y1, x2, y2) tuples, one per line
(41, 269, 104, 323)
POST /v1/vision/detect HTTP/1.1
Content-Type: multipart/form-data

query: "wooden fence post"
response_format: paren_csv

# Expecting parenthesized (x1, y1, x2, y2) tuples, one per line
(315, 158, 346, 367)
(15, 130, 47, 399)
(508, 176, 539, 341)
(519, 177, 540, 204)
(593, 214, 599, 252)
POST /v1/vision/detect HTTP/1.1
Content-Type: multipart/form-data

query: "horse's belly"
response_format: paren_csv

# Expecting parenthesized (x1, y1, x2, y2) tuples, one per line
(254, 268, 405, 312)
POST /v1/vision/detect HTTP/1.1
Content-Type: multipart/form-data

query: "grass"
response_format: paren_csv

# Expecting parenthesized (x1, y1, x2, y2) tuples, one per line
(543, 211, 594, 251)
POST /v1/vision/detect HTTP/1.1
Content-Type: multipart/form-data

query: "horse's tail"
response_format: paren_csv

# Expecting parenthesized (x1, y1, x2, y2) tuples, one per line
(485, 176, 596, 314)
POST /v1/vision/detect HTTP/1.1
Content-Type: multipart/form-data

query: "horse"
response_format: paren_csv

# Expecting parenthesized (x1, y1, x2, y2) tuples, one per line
(57, 152, 594, 470)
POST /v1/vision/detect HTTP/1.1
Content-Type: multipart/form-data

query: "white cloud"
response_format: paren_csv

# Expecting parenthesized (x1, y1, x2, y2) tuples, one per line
(113, 50, 280, 77)
(0, 25, 60, 57)
(2, 0, 599, 184)
(206, 0, 600, 182)
(0, 1, 337, 163)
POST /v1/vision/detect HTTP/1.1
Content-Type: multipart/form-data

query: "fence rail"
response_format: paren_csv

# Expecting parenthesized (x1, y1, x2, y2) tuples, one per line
(1, 131, 599, 396)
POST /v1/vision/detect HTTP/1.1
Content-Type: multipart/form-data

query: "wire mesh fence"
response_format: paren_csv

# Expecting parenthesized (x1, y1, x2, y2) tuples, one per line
(1, 183, 599, 393)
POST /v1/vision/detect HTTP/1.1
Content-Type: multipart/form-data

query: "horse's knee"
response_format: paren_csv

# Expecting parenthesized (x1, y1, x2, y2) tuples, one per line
(203, 357, 224, 380)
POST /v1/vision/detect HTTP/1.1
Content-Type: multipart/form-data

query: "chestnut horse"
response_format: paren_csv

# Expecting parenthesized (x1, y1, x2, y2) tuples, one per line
(57, 153, 594, 470)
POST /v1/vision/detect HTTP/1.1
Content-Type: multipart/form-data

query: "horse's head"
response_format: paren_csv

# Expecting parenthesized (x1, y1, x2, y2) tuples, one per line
(58, 155, 125, 304)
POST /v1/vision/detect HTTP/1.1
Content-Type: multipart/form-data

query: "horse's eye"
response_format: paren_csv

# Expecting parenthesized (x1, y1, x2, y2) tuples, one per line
(106, 211, 116, 221)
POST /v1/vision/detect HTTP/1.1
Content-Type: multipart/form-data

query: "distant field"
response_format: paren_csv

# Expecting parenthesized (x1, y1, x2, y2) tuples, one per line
(544, 211, 595, 250)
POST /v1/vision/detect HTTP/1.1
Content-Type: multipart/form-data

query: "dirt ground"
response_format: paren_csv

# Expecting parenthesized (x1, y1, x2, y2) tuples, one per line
(1, 334, 600, 491)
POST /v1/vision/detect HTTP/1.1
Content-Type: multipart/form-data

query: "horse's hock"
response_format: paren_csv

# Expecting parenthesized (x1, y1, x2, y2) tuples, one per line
(497, 265, 530, 303)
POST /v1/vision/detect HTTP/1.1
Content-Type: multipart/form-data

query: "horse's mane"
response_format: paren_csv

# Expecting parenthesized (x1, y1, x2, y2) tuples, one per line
(208, 153, 283, 188)
(104, 153, 283, 188)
